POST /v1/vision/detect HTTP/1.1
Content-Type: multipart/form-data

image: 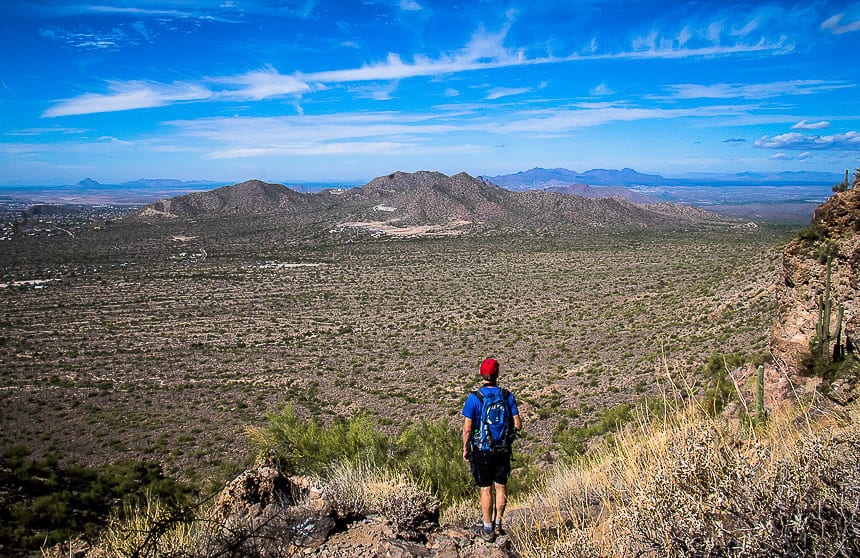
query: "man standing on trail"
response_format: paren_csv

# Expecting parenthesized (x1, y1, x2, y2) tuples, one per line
(462, 357, 522, 543)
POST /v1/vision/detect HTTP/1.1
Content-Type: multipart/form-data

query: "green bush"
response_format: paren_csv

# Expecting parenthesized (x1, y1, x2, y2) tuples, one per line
(250, 406, 536, 505)
(248, 406, 391, 475)
(0, 445, 194, 557)
(396, 420, 473, 503)
(699, 352, 747, 415)
(553, 399, 667, 459)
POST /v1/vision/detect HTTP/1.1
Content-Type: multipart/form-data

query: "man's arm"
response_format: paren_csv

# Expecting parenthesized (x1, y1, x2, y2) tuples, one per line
(513, 414, 522, 431)
(462, 418, 473, 462)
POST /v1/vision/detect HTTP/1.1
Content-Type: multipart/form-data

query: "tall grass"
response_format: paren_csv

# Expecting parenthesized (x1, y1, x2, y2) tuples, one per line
(324, 461, 438, 534)
(509, 396, 860, 557)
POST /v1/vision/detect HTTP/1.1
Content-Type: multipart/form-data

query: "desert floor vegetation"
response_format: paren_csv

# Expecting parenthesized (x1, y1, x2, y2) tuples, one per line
(0, 210, 800, 553)
(1, 217, 794, 480)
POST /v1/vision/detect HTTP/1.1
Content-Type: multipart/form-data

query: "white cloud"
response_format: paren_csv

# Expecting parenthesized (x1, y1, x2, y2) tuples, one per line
(41, 12, 798, 118)
(821, 13, 860, 34)
(791, 119, 830, 130)
(489, 104, 695, 135)
(590, 83, 614, 96)
(349, 81, 400, 100)
(400, 0, 422, 11)
(215, 66, 313, 100)
(85, 6, 193, 18)
(732, 17, 760, 37)
(754, 131, 860, 150)
(209, 141, 412, 158)
(42, 81, 212, 117)
(666, 80, 853, 99)
(98, 136, 133, 146)
(485, 87, 531, 100)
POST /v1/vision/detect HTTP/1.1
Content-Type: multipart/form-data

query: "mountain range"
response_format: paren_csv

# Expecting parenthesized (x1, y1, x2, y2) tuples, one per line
(138, 171, 723, 233)
(483, 167, 843, 190)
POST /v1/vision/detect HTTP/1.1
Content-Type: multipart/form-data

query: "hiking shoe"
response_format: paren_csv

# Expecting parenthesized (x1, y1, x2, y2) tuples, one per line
(473, 525, 496, 543)
(494, 524, 506, 536)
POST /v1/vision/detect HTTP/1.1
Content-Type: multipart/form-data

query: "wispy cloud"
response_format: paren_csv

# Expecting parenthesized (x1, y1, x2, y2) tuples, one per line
(43, 81, 212, 117)
(214, 66, 313, 100)
(161, 101, 710, 160)
(754, 131, 860, 150)
(490, 104, 692, 135)
(6, 127, 88, 136)
(665, 80, 852, 100)
(39, 27, 128, 50)
(791, 119, 830, 130)
(821, 12, 860, 34)
(40, 10, 799, 118)
(84, 5, 194, 18)
(485, 87, 531, 100)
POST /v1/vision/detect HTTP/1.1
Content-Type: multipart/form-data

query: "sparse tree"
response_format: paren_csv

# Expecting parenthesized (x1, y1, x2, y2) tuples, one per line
(832, 169, 850, 193)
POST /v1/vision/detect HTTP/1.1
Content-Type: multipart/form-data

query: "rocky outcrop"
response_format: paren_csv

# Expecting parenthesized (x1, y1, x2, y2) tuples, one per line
(205, 466, 512, 557)
(770, 187, 860, 377)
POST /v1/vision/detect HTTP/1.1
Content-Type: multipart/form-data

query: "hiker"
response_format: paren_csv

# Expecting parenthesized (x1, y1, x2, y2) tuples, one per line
(462, 357, 522, 542)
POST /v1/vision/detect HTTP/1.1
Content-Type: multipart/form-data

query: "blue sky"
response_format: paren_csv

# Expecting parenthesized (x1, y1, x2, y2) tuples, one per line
(2, 0, 859, 185)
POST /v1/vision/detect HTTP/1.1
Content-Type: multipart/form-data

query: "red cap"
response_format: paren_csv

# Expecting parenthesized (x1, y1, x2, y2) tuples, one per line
(480, 358, 499, 377)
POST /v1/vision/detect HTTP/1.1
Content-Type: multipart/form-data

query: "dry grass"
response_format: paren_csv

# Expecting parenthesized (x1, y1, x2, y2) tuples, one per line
(323, 460, 438, 533)
(508, 393, 860, 557)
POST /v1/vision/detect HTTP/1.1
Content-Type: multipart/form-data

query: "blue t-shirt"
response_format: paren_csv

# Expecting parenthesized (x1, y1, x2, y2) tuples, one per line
(462, 386, 519, 424)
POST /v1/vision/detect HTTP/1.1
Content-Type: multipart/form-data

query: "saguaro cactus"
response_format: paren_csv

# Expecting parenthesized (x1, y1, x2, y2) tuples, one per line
(814, 255, 850, 364)
(815, 257, 833, 359)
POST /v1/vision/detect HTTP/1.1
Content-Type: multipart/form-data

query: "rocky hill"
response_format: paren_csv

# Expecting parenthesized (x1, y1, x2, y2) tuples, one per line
(770, 186, 860, 389)
(138, 171, 726, 232)
(540, 183, 657, 204)
(139, 179, 313, 217)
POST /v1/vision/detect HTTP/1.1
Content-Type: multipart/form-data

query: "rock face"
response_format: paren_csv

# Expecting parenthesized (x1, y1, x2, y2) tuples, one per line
(770, 187, 860, 376)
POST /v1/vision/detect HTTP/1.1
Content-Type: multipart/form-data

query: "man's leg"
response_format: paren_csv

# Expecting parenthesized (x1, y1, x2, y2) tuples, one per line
(480, 485, 494, 524)
(493, 482, 507, 524)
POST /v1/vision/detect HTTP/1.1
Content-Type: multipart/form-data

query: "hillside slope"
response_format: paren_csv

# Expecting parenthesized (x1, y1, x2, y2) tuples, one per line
(138, 171, 726, 231)
(139, 179, 313, 217)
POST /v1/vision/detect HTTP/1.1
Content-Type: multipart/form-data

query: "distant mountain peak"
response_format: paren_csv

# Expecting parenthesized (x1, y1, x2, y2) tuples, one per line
(77, 178, 102, 188)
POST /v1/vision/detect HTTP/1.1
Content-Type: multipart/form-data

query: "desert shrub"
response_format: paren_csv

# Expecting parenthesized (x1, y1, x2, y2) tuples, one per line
(510, 400, 860, 558)
(250, 407, 536, 507)
(99, 493, 203, 557)
(699, 352, 747, 415)
(324, 461, 438, 533)
(553, 397, 666, 459)
(247, 405, 391, 475)
(796, 223, 826, 242)
(396, 420, 473, 503)
(0, 445, 193, 557)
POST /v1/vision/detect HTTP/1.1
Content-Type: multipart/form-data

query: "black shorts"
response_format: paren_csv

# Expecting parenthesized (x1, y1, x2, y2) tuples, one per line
(469, 450, 511, 487)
